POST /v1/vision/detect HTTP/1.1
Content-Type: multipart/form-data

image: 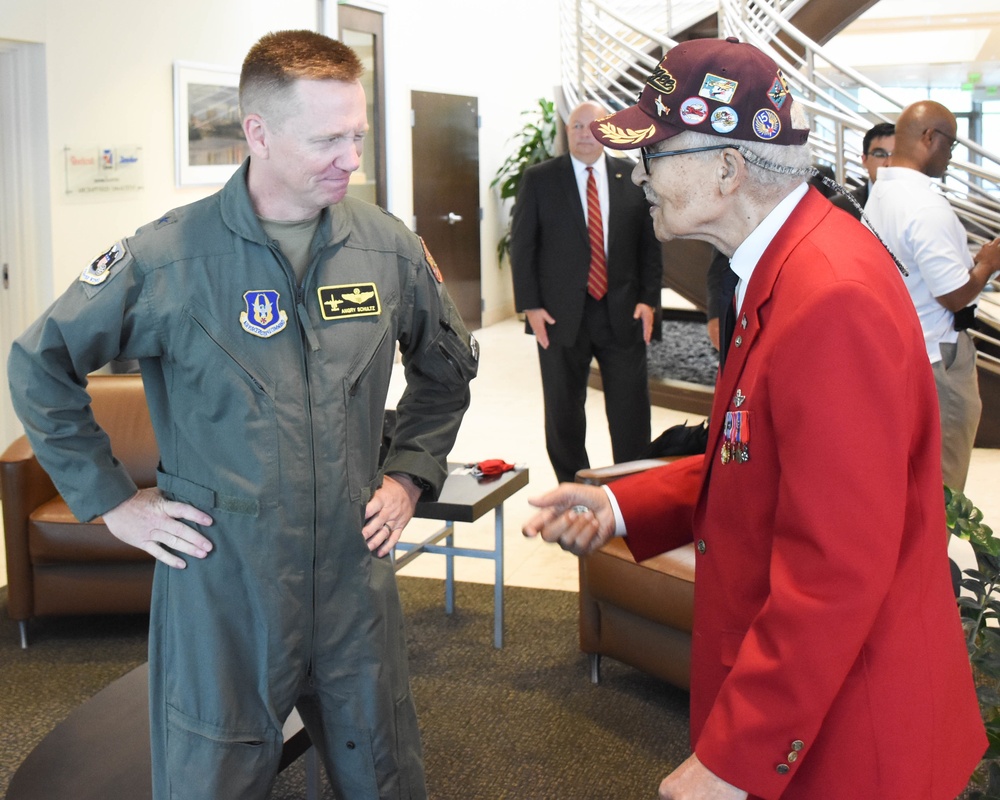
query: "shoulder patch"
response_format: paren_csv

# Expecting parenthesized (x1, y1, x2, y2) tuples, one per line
(419, 236, 443, 283)
(80, 240, 129, 286)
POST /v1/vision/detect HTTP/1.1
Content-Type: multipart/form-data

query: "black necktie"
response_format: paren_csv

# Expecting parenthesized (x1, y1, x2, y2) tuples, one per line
(719, 265, 740, 369)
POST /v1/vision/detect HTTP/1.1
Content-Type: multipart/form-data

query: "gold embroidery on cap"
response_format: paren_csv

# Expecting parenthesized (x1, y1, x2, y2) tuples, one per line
(595, 120, 659, 146)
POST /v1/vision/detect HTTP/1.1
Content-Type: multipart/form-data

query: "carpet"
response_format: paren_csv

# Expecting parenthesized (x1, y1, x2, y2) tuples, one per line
(0, 579, 692, 800)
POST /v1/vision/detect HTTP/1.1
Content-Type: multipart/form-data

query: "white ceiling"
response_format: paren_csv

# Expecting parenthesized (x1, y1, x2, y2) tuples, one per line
(823, 0, 1000, 93)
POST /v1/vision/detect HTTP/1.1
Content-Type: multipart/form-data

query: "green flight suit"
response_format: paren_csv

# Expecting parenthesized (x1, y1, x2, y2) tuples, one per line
(8, 161, 478, 799)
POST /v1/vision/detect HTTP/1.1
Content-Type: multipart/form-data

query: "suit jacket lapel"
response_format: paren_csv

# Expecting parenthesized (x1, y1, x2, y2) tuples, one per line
(701, 187, 830, 488)
(604, 154, 629, 258)
(557, 155, 589, 246)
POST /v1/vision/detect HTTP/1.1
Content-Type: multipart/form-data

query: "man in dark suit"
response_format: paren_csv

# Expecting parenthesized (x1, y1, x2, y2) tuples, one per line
(510, 101, 661, 482)
(830, 121, 894, 219)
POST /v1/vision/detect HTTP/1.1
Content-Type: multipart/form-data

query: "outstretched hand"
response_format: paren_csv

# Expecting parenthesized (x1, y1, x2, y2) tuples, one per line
(102, 488, 214, 569)
(522, 483, 616, 555)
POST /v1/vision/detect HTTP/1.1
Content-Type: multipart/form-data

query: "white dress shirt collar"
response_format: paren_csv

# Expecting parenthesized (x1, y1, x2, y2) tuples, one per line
(730, 181, 809, 312)
(572, 154, 605, 180)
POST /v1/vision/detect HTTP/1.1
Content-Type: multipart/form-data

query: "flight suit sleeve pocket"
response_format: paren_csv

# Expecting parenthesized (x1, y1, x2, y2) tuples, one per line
(417, 317, 479, 387)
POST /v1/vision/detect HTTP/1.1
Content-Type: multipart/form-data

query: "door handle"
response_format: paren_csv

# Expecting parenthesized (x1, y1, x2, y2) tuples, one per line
(444, 212, 463, 225)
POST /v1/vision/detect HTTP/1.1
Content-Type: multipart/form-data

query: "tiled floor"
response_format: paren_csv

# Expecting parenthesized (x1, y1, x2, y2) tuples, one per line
(1, 312, 997, 591)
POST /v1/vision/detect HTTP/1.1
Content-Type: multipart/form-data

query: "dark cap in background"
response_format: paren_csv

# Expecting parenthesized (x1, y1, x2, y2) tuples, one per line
(591, 37, 810, 150)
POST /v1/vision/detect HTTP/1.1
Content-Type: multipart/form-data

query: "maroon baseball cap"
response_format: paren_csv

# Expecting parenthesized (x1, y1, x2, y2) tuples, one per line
(591, 37, 809, 150)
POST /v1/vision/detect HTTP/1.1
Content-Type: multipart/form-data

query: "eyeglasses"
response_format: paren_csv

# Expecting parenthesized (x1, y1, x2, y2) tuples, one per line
(928, 128, 958, 152)
(867, 148, 892, 159)
(640, 144, 733, 174)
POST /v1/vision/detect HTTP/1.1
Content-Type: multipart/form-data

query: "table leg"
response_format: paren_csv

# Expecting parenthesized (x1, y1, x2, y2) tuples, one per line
(445, 526, 455, 614)
(494, 503, 505, 649)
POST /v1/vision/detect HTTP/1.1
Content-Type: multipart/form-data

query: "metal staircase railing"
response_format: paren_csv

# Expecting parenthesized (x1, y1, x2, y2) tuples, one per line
(560, 0, 1000, 374)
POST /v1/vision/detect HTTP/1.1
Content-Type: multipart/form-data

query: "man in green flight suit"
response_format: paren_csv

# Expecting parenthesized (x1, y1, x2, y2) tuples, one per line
(8, 30, 478, 800)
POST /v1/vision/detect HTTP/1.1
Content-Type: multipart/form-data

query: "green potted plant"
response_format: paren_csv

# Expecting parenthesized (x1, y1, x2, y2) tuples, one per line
(949, 485, 1000, 799)
(490, 97, 557, 265)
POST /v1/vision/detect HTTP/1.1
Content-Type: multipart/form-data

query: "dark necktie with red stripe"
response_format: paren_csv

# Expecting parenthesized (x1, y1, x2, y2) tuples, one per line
(586, 166, 608, 300)
(719, 265, 740, 368)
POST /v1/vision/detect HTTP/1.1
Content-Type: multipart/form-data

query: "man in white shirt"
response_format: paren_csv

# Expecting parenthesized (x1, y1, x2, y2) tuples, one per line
(864, 100, 1000, 491)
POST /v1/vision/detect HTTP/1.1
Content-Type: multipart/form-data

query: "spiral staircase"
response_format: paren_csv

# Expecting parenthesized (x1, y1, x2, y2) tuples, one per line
(562, 0, 1000, 446)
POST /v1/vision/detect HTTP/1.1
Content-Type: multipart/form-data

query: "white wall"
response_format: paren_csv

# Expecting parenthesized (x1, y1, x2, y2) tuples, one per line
(378, 0, 562, 325)
(0, 0, 562, 326)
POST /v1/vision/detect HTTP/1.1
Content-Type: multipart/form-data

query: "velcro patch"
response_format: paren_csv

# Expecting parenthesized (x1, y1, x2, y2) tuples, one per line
(80, 240, 128, 286)
(419, 236, 443, 283)
(317, 282, 382, 321)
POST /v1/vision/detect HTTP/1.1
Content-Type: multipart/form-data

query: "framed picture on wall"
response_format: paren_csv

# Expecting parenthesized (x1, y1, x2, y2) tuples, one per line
(173, 62, 248, 186)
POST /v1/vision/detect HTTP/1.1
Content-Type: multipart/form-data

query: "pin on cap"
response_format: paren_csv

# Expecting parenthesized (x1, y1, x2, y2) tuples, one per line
(591, 37, 810, 150)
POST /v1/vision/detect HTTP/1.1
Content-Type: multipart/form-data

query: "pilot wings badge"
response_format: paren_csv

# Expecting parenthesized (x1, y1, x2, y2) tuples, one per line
(240, 290, 288, 338)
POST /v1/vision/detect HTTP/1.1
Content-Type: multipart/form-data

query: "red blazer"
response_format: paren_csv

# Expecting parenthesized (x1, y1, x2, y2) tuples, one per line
(611, 189, 985, 799)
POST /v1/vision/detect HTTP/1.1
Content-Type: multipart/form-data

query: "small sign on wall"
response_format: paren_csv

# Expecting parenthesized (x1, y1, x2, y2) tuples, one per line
(64, 145, 144, 194)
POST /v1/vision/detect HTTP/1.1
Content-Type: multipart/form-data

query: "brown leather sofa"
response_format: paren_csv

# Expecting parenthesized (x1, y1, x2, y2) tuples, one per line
(576, 459, 695, 691)
(1, 374, 157, 647)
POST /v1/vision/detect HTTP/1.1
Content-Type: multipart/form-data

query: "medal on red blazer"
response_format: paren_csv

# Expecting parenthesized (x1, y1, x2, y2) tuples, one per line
(722, 410, 751, 464)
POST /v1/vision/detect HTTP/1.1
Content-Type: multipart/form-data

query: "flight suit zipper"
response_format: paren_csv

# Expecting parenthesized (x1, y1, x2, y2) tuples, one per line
(267, 241, 321, 687)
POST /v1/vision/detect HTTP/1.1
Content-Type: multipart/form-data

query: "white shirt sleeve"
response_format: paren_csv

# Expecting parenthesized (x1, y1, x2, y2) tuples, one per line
(602, 484, 627, 536)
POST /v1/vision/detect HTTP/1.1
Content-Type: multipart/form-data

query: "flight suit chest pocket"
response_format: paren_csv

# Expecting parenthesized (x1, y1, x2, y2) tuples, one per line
(170, 304, 280, 504)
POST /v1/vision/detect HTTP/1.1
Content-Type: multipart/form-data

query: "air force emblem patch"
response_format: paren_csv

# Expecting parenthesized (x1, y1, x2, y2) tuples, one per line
(240, 290, 288, 338)
(80, 241, 128, 286)
(318, 282, 382, 321)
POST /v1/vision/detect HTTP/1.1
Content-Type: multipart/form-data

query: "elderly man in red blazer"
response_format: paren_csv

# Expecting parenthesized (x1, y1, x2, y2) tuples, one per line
(523, 37, 985, 800)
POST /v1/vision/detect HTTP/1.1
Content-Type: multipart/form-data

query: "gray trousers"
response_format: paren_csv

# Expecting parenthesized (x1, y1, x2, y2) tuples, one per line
(933, 331, 982, 493)
(147, 526, 426, 800)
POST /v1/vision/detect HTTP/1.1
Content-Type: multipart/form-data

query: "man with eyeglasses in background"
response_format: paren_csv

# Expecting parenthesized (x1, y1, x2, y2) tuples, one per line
(830, 121, 894, 219)
(523, 39, 985, 799)
(865, 100, 1000, 492)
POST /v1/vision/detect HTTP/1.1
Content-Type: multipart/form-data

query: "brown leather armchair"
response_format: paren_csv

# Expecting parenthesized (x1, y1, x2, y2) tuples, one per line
(576, 459, 695, 691)
(1, 374, 158, 647)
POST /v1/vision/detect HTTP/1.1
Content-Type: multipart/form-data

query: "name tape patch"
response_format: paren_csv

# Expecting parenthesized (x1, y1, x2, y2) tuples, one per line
(318, 282, 382, 321)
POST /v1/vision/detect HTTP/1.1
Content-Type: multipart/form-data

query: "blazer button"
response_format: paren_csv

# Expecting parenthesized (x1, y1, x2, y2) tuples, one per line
(776, 764, 790, 775)
(791, 740, 804, 751)
(735, 335, 743, 348)
(696, 539, 707, 554)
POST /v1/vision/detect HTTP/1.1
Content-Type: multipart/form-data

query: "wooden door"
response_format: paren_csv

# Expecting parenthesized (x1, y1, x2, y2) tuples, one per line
(411, 91, 482, 330)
